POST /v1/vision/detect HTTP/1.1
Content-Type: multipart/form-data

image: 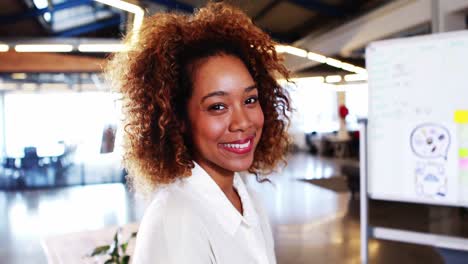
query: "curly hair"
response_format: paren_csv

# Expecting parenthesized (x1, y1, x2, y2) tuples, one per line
(106, 2, 291, 194)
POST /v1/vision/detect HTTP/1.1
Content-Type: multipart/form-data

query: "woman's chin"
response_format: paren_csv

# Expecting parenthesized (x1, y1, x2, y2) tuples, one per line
(220, 156, 254, 173)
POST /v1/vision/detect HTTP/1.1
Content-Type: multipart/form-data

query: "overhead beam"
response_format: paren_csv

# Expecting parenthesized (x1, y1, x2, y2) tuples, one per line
(287, 0, 345, 17)
(0, 52, 104, 73)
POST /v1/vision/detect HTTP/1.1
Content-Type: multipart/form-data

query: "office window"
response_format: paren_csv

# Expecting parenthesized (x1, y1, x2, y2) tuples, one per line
(287, 81, 339, 133)
(4, 91, 120, 158)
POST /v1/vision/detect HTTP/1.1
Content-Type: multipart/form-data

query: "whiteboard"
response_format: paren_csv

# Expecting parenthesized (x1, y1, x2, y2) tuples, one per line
(366, 30, 468, 207)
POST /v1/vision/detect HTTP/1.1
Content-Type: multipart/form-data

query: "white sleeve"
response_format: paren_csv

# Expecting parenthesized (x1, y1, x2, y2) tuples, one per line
(132, 195, 215, 264)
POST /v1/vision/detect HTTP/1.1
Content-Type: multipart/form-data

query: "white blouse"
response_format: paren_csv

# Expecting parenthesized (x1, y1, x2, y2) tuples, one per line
(132, 162, 276, 264)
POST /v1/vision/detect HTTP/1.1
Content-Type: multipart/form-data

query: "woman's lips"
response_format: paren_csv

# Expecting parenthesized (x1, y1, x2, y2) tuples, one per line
(219, 136, 254, 154)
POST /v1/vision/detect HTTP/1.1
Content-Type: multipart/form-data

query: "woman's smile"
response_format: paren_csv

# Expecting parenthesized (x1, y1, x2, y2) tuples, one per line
(219, 135, 255, 155)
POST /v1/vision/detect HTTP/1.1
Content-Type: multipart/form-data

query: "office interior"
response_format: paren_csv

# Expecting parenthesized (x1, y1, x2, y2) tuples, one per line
(1, 0, 467, 263)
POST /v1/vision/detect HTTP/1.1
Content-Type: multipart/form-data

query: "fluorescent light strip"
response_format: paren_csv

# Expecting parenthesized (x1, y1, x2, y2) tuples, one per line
(275, 45, 367, 74)
(39, 83, 75, 92)
(307, 52, 327, 63)
(275, 45, 307, 58)
(344, 74, 368, 82)
(279, 74, 369, 87)
(293, 76, 325, 83)
(325, 75, 342, 83)
(78, 44, 127, 52)
(353, 66, 367, 74)
(22, 83, 38, 91)
(0, 44, 9, 52)
(325, 58, 343, 68)
(94, 0, 144, 44)
(15, 44, 74, 52)
(340, 63, 357, 72)
(0, 83, 18, 90)
(11, 73, 27, 80)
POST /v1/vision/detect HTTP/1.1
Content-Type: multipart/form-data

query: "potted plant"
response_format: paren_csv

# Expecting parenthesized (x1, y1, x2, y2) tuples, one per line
(87, 228, 137, 264)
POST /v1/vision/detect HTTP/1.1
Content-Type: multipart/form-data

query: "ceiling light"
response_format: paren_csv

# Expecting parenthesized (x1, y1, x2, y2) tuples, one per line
(344, 74, 368, 82)
(307, 52, 327, 63)
(22, 83, 38, 91)
(292, 76, 325, 83)
(43, 12, 51, 22)
(33, 0, 49, 9)
(40, 83, 69, 91)
(275, 45, 307, 58)
(0, 44, 9, 52)
(325, 75, 342, 83)
(353, 66, 367, 74)
(275, 44, 366, 75)
(340, 63, 357, 72)
(0, 83, 18, 90)
(15, 44, 74, 52)
(325, 58, 343, 68)
(78, 44, 127, 52)
(11, 73, 27, 80)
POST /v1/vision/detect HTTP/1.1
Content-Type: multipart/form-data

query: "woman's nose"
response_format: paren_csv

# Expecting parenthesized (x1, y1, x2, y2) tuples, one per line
(229, 106, 252, 132)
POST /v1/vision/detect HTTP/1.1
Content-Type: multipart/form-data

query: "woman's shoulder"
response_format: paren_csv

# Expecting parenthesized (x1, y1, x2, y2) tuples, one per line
(133, 182, 214, 263)
(141, 182, 203, 226)
(136, 182, 208, 246)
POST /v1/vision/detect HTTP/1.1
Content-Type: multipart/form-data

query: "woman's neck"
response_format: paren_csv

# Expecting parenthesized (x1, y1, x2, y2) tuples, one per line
(194, 158, 244, 215)
(194, 157, 235, 193)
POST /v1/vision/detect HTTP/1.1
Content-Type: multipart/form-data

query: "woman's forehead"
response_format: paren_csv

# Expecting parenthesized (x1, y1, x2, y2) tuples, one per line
(190, 55, 256, 98)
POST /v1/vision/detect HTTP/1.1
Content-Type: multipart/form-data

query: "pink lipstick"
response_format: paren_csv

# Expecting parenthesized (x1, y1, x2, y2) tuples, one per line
(219, 136, 254, 154)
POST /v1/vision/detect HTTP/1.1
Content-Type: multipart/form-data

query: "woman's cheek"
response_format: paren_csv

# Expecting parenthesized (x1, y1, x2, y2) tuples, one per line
(203, 115, 229, 140)
(253, 107, 265, 129)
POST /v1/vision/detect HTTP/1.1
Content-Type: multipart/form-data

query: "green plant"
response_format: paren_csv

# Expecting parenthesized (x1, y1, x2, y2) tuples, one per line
(88, 228, 137, 264)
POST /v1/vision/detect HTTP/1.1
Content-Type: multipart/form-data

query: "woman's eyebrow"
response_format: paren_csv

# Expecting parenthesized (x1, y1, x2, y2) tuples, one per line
(244, 85, 257, 93)
(200, 85, 257, 103)
(201, 91, 227, 103)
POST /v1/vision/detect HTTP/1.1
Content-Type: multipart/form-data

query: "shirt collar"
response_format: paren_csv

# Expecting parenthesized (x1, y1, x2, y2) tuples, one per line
(184, 162, 259, 236)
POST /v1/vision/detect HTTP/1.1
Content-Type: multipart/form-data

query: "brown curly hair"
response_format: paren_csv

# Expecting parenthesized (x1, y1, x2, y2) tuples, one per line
(106, 2, 291, 194)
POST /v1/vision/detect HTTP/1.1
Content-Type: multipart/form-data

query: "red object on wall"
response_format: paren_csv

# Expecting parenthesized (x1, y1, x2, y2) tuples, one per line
(339, 105, 349, 119)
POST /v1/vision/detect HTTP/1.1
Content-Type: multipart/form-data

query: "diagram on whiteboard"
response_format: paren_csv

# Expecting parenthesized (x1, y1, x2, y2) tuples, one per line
(414, 161, 447, 198)
(410, 124, 451, 199)
(410, 124, 451, 160)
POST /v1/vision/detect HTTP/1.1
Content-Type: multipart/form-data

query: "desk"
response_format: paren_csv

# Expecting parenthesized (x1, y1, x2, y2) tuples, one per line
(325, 135, 351, 158)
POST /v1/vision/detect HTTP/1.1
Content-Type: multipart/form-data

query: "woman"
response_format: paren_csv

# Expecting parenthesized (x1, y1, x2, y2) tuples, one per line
(106, 2, 291, 263)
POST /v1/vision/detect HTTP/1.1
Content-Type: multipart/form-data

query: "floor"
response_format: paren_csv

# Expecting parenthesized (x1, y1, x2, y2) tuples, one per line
(1, 152, 466, 263)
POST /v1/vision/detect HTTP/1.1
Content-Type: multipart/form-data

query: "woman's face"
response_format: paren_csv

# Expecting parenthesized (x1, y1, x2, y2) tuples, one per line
(186, 54, 264, 175)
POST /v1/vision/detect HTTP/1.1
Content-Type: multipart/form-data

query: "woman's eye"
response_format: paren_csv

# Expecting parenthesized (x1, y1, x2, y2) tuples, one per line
(208, 104, 226, 111)
(245, 96, 258, 105)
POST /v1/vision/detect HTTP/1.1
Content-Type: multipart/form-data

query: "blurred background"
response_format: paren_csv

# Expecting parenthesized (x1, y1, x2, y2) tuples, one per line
(1, 0, 467, 263)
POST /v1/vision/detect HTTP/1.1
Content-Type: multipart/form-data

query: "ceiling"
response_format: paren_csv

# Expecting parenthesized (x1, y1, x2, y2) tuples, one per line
(0, 0, 388, 41)
(0, 0, 389, 74)
(2, 0, 467, 78)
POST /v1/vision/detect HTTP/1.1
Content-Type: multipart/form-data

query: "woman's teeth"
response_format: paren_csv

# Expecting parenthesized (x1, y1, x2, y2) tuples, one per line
(223, 140, 250, 149)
